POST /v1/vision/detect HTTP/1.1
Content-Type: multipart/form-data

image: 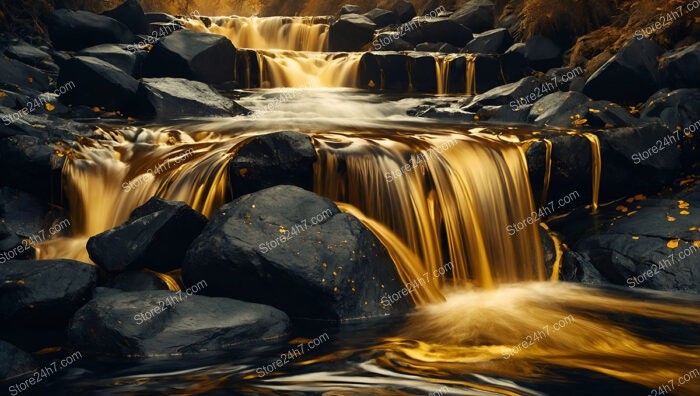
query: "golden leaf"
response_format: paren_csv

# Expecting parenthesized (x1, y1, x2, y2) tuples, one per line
(667, 216, 677, 222)
(616, 205, 629, 213)
(667, 239, 679, 249)
(27, 77, 33, 83)
(368, 80, 376, 88)
(633, 194, 646, 201)
(572, 118, 588, 126)
(680, 210, 690, 215)
(45, 103, 55, 111)
(589, 108, 600, 113)
(0, 91, 7, 97)
(694, 241, 700, 248)
(92, 106, 101, 113)
(632, 236, 639, 240)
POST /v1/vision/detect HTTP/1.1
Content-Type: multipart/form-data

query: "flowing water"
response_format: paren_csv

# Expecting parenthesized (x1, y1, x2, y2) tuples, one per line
(36, 15, 700, 396)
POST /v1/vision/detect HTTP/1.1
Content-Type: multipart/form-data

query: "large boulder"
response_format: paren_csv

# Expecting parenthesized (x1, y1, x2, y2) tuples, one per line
(0, 341, 37, 381)
(530, 91, 638, 129)
(3, 41, 52, 68)
(0, 135, 64, 198)
(462, 76, 544, 111)
(339, 4, 362, 15)
(583, 38, 664, 104)
(464, 28, 513, 54)
(500, 43, 531, 83)
(449, 0, 495, 33)
(402, 17, 473, 47)
(229, 131, 317, 196)
(372, 32, 414, 51)
(68, 288, 290, 356)
(659, 42, 700, 89)
(392, 0, 417, 23)
(329, 14, 377, 52)
(134, 78, 249, 119)
(78, 44, 139, 76)
(0, 187, 51, 240)
(523, 35, 562, 71)
(46, 9, 136, 51)
(364, 8, 398, 28)
(57, 56, 139, 110)
(87, 198, 208, 273)
(103, 270, 172, 292)
(182, 185, 414, 321)
(408, 53, 438, 92)
(0, 260, 96, 327)
(641, 89, 700, 130)
(0, 56, 50, 92)
(142, 29, 237, 84)
(102, 0, 150, 35)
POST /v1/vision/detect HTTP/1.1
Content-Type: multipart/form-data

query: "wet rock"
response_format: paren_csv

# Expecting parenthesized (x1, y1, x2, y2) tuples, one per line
(659, 42, 700, 89)
(58, 56, 139, 110)
(143, 29, 237, 84)
(415, 42, 459, 53)
(0, 135, 64, 198)
(103, 271, 171, 292)
(4, 41, 51, 68)
(134, 78, 249, 119)
(68, 288, 290, 356)
(0, 341, 37, 381)
(449, 0, 495, 33)
(359, 52, 410, 91)
(472, 54, 504, 94)
(462, 76, 543, 111)
(364, 8, 398, 28)
(476, 104, 531, 124)
(392, 0, 417, 23)
(0, 56, 50, 92)
(145, 12, 177, 24)
(575, 195, 700, 293)
(546, 67, 584, 92)
(87, 197, 208, 273)
(0, 187, 51, 239)
(78, 44, 139, 76)
(412, 104, 473, 121)
(641, 89, 700, 130)
(235, 49, 261, 88)
(229, 131, 317, 196)
(583, 38, 663, 104)
(523, 35, 562, 72)
(0, 220, 33, 262)
(373, 32, 414, 51)
(530, 92, 638, 128)
(102, 0, 150, 35)
(464, 28, 513, 54)
(182, 185, 414, 321)
(500, 43, 531, 83)
(528, 91, 591, 125)
(339, 4, 362, 16)
(408, 53, 437, 92)
(0, 260, 96, 327)
(402, 17, 473, 47)
(329, 14, 377, 52)
(46, 9, 136, 51)
(562, 250, 606, 285)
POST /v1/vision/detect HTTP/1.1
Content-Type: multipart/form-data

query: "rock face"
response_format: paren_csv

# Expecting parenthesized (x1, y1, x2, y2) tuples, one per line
(182, 185, 414, 321)
(68, 288, 290, 356)
(102, 0, 150, 35)
(574, 192, 700, 293)
(339, 4, 362, 15)
(449, 0, 495, 33)
(402, 17, 473, 47)
(659, 42, 700, 89)
(135, 78, 249, 119)
(229, 131, 317, 196)
(46, 9, 136, 51)
(58, 56, 139, 110)
(329, 14, 377, 52)
(0, 260, 96, 327)
(0, 341, 37, 381)
(142, 29, 237, 84)
(583, 38, 663, 103)
(87, 198, 207, 273)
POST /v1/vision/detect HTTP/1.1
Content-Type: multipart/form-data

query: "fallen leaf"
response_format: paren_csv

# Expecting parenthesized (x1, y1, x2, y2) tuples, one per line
(616, 205, 629, 213)
(667, 216, 677, 222)
(680, 210, 690, 215)
(572, 118, 588, 126)
(45, 103, 55, 111)
(632, 236, 639, 240)
(633, 194, 646, 201)
(92, 106, 101, 113)
(0, 92, 6, 97)
(667, 239, 679, 249)
(368, 80, 376, 88)
(694, 241, 700, 248)
(27, 77, 33, 83)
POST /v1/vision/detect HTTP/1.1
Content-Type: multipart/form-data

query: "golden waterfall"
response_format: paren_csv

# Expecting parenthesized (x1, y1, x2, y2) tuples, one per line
(257, 50, 362, 88)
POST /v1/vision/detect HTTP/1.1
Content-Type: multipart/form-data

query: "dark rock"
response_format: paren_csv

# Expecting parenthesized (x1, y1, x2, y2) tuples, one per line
(523, 35, 562, 71)
(143, 29, 237, 84)
(473, 54, 504, 94)
(372, 32, 414, 51)
(415, 42, 459, 53)
(145, 12, 177, 24)
(58, 56, 139, 110)
(329, 14, 377, 52)
(78, 44, 139, 76)
(104, 271, 172, 291)
(562, 250, 606, 284)
(235, 49, 261, 88)
(146, 22, 184, 39)
(462, 76, 543, 111)
(229, 131, 317, 196)
(0, 341, 37, 381)
(0, 103, 92, 140)
(641, 88, 700, 130)
(476, 104, 531, 124)
(408, 53, 437, 92)
(392, 0, 417, 23)
(659, 42, 700, 89)
(583, 38, 663, 104)
(528, 91, 591, 125)
(87, 197, 207, 273)
(449, 0, 495, 33)
(546, 67, 584, 92)
(0, 187, 51, 239)
(546, 99, 639, 129)
(364, 8, 398, 28)
(0, 260, 96, 327)
(0, 135, 64, 198)
(68, 288, 290, 356)
(103, 0, 150, 35)
(339, 4, 362, 15)
(134, 78, 249, 119)
(46, 9, 136, 51)
(0, 56, 50, 92)
(182, 185, 414, 321)
(4, 42, 51, 68)
(411, 104, 474, 121)
(500, 43, 531, 83)
(359, 52, 410, 91)
(575, 196, 700, 293)
(402, 17, 473, 47)
(0, 220, 33, 262)
(464, 28, 513, 54)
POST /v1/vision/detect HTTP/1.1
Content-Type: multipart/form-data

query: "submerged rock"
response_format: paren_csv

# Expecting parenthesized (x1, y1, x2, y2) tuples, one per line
(46, 9, 136, 51)
(68, 288, 290, 356)
(142, 29, 237, 84)
(182, 185, 414, 322)
(229, 131, 317, 196)
(0, 260, 96, 327)
(87, 198, 207, 273)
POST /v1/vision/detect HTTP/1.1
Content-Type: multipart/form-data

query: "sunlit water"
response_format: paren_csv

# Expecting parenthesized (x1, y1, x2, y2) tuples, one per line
(36, 89, 700, 395)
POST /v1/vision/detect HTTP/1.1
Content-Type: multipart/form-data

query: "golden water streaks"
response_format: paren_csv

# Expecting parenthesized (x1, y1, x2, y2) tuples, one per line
(583, 132, 601, 212)
(257, 50, 362, 88)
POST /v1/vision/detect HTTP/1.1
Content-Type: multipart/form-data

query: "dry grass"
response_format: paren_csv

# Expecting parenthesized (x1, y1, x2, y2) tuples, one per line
(517, 0, 618, 40)
(0, 0, 54, 38)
